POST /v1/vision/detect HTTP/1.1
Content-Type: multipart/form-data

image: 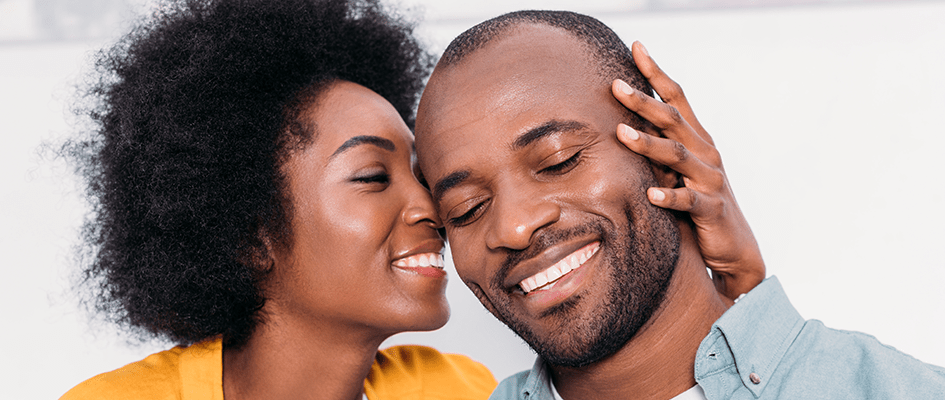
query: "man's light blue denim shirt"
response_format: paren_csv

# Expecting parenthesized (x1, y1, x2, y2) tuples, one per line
(489, 276, 945, 399)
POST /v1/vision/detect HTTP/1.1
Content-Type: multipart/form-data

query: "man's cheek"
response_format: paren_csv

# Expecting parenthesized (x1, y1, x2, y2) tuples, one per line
(461, 275, 503, 318)
(454, 259, 482, 287)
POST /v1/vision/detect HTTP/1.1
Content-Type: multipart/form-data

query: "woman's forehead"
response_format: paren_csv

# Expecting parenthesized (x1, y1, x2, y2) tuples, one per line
(304, 81, 414, 155)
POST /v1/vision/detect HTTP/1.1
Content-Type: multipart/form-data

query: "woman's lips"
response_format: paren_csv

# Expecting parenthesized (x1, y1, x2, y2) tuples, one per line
(392, 252, 446, 278)
(519, 242, 600, 293)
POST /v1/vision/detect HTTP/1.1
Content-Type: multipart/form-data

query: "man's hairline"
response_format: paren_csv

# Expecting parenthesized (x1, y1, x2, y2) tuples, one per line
(422, 19, 650, 207)
(434, 21, 617, 87)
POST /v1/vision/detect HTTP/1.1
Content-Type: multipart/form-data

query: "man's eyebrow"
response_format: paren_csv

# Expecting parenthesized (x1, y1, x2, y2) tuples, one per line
(512, 120, 589, 150)
(330, 135, 396, 158)
(432, 170, 470, 203)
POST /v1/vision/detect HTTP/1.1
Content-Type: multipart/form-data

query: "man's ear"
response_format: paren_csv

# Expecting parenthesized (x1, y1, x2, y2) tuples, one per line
(650, 162, 684, 189)
(639, 120, 684, 189)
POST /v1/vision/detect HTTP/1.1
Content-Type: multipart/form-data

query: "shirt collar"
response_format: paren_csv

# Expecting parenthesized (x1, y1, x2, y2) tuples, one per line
(179, 336, 225, 400)
(697, 276, 806, 397)
(518, 276, 805, 399)
(520, 357, 555, 399)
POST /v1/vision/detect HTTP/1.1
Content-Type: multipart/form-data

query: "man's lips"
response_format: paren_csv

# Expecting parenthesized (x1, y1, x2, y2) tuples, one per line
(518, 242, 600, 294)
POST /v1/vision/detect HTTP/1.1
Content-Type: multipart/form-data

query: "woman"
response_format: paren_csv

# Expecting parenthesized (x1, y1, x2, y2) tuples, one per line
(61, 0, 764, 399)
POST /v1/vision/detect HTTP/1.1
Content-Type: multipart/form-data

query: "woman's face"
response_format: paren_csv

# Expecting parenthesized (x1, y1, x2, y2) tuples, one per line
(268, 81, 448, 336)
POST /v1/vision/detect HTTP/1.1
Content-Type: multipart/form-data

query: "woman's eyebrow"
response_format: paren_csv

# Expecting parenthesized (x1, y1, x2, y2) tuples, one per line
(331, 135, 396, 158)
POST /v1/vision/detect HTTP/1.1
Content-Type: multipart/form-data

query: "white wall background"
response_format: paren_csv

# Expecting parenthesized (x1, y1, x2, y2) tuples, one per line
(2, 1, 943, 399)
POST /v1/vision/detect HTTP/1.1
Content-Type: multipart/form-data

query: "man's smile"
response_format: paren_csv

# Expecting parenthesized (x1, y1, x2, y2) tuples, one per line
(496, 237, 606, 314)
(519, 242, 600, 293)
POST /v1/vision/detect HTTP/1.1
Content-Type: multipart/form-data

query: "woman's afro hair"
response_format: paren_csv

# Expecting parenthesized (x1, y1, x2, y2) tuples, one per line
(65, 0, 434, 347)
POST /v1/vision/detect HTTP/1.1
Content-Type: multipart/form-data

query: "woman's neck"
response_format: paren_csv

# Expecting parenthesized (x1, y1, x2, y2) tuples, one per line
(222, 313, 388, 400)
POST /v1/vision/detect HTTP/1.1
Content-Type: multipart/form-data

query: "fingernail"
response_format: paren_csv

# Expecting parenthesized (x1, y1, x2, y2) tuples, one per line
(617, 79, 632, 96)
(620, 124, 639, 140)
(636, 41, 650, 58)
(649, 188, 665, 202)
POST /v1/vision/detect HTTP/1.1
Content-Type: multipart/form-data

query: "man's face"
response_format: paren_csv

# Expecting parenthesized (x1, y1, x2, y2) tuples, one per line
(415, 25, 680, 367)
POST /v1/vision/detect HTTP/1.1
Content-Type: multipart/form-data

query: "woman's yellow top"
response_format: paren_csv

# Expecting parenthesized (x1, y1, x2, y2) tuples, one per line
(60, 338, 497, 400)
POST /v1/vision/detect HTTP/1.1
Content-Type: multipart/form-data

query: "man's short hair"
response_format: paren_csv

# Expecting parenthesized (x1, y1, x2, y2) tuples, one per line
(438, 10, 653, 100)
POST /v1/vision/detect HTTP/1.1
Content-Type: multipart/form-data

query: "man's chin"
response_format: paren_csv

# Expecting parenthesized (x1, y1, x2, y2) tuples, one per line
(509, 241, 678, 368)
(503, 294, 647, 369)
(525, 314, 644, 369)
(494, 201, 681, 369)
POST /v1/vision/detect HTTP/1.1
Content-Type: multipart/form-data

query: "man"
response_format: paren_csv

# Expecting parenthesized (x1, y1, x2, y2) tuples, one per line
(414, 10, 945, 399)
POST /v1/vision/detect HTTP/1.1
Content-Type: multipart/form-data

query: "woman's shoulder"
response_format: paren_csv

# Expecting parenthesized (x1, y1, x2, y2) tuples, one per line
(365, 345, 497, 400)
(60, 338, 223, 400)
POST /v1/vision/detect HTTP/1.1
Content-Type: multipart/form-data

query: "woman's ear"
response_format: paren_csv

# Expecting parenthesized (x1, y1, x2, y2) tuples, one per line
(239, 229, 278, 275)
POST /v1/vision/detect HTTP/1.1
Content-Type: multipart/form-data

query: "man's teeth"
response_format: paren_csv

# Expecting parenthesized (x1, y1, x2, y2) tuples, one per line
(393, 253, 445, 269)
(519, 243, 599, 294)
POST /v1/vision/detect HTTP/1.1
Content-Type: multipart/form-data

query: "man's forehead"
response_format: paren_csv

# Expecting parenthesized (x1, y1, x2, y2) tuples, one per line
(428, 24, 596, 93)
(416, 25, 603, 158)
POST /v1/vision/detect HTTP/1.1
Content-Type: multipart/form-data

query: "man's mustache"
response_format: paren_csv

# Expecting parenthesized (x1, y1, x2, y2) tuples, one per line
(491, 220, 605, 292)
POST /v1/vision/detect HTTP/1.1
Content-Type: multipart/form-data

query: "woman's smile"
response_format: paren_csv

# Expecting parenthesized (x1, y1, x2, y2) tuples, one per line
(270, 80, 449, 333)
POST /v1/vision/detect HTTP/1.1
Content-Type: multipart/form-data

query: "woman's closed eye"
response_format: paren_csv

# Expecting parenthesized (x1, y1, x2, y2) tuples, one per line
(352, 172, 391, 186)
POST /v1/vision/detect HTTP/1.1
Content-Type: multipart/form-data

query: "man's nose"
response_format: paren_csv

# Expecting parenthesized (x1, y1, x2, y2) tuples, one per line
(484, 189, 561, 251)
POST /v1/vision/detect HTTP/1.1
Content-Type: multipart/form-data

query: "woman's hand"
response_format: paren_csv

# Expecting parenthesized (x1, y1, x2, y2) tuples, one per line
(612, 41, 765, 301)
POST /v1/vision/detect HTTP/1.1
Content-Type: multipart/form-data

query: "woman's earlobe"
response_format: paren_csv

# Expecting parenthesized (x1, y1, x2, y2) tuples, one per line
(238, 229, 279, 275)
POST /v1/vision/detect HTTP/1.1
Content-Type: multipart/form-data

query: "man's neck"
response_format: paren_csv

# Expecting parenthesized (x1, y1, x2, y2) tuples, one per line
(551, 222, 729, 400)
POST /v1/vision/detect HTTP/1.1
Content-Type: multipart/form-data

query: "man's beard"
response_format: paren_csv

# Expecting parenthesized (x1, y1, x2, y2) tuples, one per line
(490, 201, 680, 368)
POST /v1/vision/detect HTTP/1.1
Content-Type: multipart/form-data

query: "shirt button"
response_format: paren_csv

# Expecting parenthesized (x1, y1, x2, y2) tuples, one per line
(749, 372, 761, 384)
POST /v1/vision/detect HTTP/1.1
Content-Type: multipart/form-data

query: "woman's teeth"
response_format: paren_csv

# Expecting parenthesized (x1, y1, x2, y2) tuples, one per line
(393, 253, 445, 269)
(519, 243, 599, 294)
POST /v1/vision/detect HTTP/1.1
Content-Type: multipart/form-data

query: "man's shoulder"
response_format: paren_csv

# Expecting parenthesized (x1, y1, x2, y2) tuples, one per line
(706, 277, 945, 398)
(778, 319, 945, 397)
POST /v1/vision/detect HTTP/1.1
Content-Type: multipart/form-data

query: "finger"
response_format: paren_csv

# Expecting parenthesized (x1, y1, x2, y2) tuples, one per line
(642, 122, 662, 139)
(647, 186, 697, 212)
(613, 79, 724, 170)
(612, 79, 712, 156)
(631, 41, 714, 146)
(631, 41, 699, 127)
(618, 123, 714, 181)
(647, 187, 723, 219)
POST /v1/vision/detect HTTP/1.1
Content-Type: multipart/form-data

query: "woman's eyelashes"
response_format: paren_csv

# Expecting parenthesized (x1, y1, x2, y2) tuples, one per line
(539, 150, 583, 175)
(352, 171, 391, 186)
